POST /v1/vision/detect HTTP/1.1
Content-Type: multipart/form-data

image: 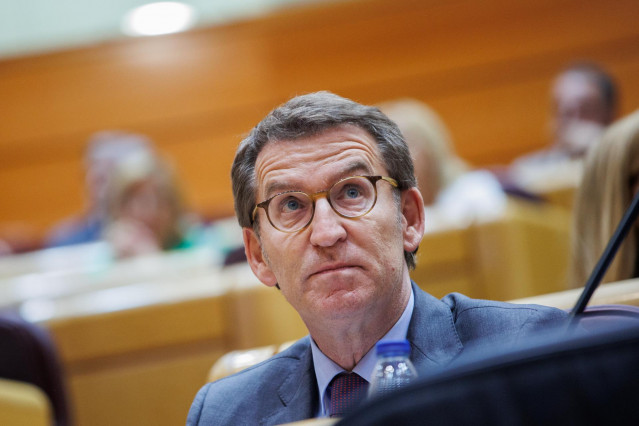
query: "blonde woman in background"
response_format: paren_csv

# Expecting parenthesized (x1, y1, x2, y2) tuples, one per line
(378, 98, 467, 205)
(103, 151, 200, 258)
(379, 98, 506, 229)
(46, 131, 154, 247)
(569, 110, 639, 288)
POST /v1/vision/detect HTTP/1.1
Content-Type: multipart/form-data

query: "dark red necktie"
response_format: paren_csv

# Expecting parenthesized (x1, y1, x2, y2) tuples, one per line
(328, 372, 369, 418)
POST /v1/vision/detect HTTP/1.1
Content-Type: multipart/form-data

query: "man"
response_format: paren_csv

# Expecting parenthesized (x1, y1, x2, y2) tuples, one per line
(187, 92, 566, 425)
(549, 63, 617, 158)
(509, 62, 618, 188)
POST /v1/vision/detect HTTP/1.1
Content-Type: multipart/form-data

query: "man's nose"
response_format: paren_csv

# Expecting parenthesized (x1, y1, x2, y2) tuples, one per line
(309, 198, 347, 247)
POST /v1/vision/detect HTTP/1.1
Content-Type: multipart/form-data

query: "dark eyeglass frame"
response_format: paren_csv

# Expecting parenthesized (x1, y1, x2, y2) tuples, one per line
(250, 175, 398, 233)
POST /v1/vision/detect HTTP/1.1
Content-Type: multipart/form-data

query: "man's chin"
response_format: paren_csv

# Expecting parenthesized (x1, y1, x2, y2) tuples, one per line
(312, 287, 372, 319)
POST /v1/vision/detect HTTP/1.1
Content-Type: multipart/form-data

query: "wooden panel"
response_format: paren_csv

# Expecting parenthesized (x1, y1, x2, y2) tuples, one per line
(411, 198, 573, 301)
(67, 346, 224, 426)
(226, 283, 309, 350)
(1, 0, 638, 234)
(510, 278, 639, 309)
(473, 200, 572, 300)
(411, 226, 484, 299)
(47, 295, 229, 363)
(43, 281, 232, 426)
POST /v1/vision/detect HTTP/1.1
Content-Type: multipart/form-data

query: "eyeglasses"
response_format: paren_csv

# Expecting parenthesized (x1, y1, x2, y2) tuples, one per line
(251, 175, 399, 233)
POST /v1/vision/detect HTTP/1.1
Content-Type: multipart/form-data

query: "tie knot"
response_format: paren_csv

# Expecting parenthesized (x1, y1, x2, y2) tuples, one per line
(328, 372, 369, 418)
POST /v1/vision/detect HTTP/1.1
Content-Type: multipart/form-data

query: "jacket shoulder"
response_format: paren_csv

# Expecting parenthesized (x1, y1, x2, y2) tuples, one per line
(441, 292, 568, 346)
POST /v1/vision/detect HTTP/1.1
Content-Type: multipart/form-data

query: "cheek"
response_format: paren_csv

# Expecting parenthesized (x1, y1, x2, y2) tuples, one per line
(365, 213, 404, 260)
(380, 236, 405, 273)
(262, 235, 300, 278)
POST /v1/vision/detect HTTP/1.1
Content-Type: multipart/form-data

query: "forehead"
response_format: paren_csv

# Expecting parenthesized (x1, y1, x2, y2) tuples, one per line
(254, 125, 385, 197)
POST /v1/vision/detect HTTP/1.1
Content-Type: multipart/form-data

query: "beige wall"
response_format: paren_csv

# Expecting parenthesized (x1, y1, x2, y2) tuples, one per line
(1, 0, 638, 235)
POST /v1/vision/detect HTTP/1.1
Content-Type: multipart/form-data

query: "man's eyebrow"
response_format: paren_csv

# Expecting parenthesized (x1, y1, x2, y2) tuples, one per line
(261, 161, 375, 199)
(342, 161, 374, 177)
(322, 161, 379, 186)
(263, 180, 294, 199)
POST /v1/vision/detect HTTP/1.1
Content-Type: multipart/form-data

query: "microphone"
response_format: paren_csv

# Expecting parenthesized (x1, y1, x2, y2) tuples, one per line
(570, 189, 639, 318)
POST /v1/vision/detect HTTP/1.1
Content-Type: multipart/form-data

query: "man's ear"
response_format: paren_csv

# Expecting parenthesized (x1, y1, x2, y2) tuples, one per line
(400, 187, 425, 253)
(243, 227, 278, 287)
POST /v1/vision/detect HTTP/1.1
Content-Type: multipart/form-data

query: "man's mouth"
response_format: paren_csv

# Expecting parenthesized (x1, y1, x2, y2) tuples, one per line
(309, 263, 358, 278)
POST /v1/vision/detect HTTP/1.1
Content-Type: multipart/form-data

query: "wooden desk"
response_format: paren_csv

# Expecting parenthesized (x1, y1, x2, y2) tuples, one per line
(38, 272, 233, 426)
(412, 198, 572, 301)
(27, 263, 306, 426)
(509, 278, 639, 309)
(0, 242, 109, 280)
(0, 244, 220, 310)
(474, 199, 572, 300)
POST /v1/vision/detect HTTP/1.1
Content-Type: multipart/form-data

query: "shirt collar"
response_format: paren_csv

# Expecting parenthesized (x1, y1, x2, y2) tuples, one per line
(310, 287, 415, 417)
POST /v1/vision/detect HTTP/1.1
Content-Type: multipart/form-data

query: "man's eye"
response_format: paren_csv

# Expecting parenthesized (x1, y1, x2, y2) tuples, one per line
(278, 195, 306, 213)
(345, 187, 361, 198)
(284, 198, 300, 211)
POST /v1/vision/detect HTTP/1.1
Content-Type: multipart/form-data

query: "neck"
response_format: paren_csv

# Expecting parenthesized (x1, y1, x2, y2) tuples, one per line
(308, 280, 411, 370)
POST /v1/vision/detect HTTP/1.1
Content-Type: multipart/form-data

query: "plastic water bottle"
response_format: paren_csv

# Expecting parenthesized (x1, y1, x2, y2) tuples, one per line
(368, 340, 418, 398)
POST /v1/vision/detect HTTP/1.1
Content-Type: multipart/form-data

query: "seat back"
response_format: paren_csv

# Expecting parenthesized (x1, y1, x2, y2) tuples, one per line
(208, 341, 295, 382)
(0, 377, 52, 426)
(411, 198, 572, 301)
(0, 312, 71, 426)
(573, 304, 639, 332)
(338, 322, 639, 425)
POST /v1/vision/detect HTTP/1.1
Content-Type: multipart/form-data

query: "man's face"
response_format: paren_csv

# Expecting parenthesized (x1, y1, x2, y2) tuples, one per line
(551, 71, 610, 155)
(244, 125, 417, 327)
(552, 71, 608, 126)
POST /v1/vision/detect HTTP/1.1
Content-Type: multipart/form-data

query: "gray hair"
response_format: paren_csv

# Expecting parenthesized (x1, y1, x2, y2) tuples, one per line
(231, 91, 418, 269)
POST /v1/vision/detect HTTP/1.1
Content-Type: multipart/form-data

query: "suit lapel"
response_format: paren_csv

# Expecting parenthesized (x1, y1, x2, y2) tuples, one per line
(408, 282, 463, 371)
(261, 339, 318, 425)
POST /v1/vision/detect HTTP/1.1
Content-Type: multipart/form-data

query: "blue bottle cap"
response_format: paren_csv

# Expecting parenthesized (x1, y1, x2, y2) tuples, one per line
(375, 339, 411, 356)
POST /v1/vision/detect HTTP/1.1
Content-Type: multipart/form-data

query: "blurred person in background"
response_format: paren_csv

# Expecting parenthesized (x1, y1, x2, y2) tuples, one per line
(46, 131, 154, 247)
(569, 109, 639, 288)
(377, 99, 468, 206)
(379, 99, 506, 230)
(102, 151, 203, 259)
(509, 62, 618, 189)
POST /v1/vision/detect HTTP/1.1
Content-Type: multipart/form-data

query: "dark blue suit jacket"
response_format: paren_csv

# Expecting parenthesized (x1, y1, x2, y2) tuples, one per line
(187, 283, 567, 425)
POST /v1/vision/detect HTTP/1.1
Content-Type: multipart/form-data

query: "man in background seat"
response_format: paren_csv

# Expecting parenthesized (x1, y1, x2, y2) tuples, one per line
(508, 62, 618, 189)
